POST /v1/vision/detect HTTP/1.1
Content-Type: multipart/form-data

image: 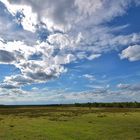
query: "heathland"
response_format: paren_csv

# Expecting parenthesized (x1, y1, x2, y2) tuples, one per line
(0, 103, 140, 140)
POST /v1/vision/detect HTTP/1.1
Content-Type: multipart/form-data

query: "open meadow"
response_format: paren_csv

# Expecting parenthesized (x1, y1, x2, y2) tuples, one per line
(0, 106, 140, 140)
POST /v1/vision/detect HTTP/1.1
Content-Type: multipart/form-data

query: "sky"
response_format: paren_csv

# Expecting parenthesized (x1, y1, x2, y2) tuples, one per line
(0, 0, 140, 105)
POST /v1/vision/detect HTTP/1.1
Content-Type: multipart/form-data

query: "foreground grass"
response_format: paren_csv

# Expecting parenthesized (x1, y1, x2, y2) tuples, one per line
(0, 107, 140, 140)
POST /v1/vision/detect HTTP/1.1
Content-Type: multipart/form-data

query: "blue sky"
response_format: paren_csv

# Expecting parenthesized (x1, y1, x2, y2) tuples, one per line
(0, 0, 140, 104)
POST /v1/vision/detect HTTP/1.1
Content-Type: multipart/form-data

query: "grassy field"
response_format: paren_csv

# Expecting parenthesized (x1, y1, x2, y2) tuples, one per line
(0, 106, 140, 140)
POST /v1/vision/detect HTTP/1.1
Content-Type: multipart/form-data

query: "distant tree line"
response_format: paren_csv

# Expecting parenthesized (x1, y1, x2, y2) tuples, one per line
(74, 102, 140, 108)
(0, 102, 140, 108)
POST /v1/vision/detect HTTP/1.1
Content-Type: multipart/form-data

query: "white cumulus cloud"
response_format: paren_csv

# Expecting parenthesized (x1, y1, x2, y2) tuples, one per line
(120, 45, 140, 61)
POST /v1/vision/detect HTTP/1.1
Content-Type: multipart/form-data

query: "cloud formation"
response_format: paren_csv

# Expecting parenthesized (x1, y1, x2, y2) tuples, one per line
(120, 45, 140, 61)
(0, 0, 140, 103)
(0, 83, 140, 104)
(117, 83, 140, 91)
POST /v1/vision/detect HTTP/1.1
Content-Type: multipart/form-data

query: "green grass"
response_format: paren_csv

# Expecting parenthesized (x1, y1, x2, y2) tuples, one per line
(0, 107, 140, 140)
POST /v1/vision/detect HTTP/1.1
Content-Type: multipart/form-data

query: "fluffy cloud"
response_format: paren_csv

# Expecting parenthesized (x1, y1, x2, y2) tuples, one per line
(0, 0, 38, 32)
(1, 0, 139, 32)
(2, 0, 75, 31)
(120, 45, 140, 61)
(0, 40, 69, 85)
(0, 1, 37, 44)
